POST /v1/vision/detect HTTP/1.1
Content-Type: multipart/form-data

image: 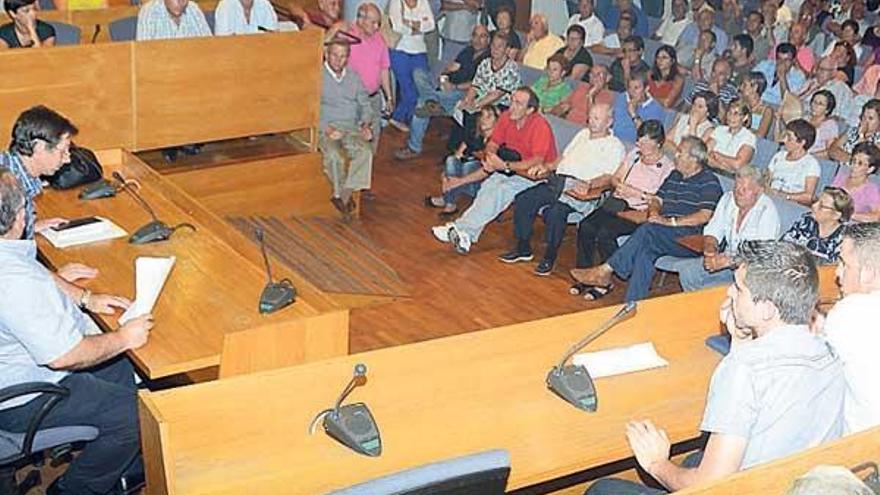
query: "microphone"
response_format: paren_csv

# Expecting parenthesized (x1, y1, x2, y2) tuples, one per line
(309, 363, 382, 457)
(546, 302, 637, 412)
(255, 227, 296, 314)
(90, 24, 101, 43)
(112, 171, 196, 244)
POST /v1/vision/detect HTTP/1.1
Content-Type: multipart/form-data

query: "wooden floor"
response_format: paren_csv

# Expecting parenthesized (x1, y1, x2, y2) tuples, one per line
(346, 120, 681, 353)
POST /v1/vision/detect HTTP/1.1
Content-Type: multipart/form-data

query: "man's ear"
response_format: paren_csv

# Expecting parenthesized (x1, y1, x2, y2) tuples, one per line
(758, 299, 778, 324)
(860, 263, 880, 290)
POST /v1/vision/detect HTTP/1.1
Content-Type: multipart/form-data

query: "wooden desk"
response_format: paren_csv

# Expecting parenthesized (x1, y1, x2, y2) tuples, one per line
(36, 149, 348, 379)
(679, 426, 880, 494)
(139, 287, 728, 494)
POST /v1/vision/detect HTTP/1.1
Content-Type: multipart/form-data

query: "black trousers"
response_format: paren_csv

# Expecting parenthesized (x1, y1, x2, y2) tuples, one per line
(0, 357, 140, 494)
(513, 183, 574, 264)
(575, 208, 640, 268)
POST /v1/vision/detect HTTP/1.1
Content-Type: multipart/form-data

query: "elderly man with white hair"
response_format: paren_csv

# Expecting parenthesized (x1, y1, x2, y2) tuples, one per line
(520, 13, 564, 69)
(799, 56, 857, 126)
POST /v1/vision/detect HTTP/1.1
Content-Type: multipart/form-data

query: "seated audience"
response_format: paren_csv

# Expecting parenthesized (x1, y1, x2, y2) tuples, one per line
(684, 57, 739, 112)
(729, 34, 756, 87)
(346, 2, 393, 153)
(829, 99, 880, 163)
(718, 0, 741, 39)
(612, 66, 665, 143)
(387, 0, 435, 132)
(567, 0, 604, 48)
(570, 136, 722, 302)
(704, 98, 757, 173)
(0, 0, 55, 48)
(799, 56, 857, 127)
(397, 24, 490, 159)
(647, 45, 684, 109)
(745, 9, 771, 60)
(0, 169, 155, 495)
(424, 106, 500, 216)
(608, 34, 648, 92)
(665, 90, 717, 154)
(782, 186, 852, 263)
(739, 71, 774, 138)
(553, 64, 614, 125)
(824, 221, 880, 433)
(432, 87, 558, 254)
(605, 0, 648, 38)
(593, 10, 633, 57)
(531, 54, 572, 113)
(853, 63, 880, 99)
(832, 142, 880, 222)
(767, 119, 820, 206)
(825, 40, 858, 86)
(676, 166, 781, 292)
(586, 240, 844, 494)
(754, 42, 807, 106)
(490, 7, 522, 60)
(783, 22, 816, 74)
(554, 24, 592, 81)
(689, 29, 718, 79)
(822, 19, 865, 63)
(520, 13, 564, 70)
(805, 90, 839, 158)
(136, 0, 212, 40)
(319, 41, 374, 220)
(676, 7, 728, 68)
(501, 104, 626, 275)
(786, 465, 876, 495)
(213, 0, 278, 35)
(652, 0, 688, 47)
(293, 0, 341, 28)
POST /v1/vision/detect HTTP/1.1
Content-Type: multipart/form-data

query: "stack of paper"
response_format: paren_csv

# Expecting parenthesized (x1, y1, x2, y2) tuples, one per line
(40, 218, 127, 249)
(573, 342, 669, 379)
(119, 256, 176, 324)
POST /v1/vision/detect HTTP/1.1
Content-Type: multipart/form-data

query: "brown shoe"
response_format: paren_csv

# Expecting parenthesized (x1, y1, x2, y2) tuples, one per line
(394, 147, 421, 161)
(570, 266, 613, 287)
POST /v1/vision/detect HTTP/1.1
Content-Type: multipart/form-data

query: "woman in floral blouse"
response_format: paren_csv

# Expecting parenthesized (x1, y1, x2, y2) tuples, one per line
(781, 187, 853, 263)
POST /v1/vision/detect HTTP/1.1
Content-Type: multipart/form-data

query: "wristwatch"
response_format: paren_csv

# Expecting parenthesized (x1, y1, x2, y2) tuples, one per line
(79, 288, 92, 310)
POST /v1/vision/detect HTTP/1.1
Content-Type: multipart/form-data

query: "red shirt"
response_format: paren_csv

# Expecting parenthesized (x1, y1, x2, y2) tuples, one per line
(490, 111, 558, 164)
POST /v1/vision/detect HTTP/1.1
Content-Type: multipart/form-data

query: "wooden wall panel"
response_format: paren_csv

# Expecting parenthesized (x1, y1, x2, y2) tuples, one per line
(133, 29, 323, 150)
(0, 43, 134, 149)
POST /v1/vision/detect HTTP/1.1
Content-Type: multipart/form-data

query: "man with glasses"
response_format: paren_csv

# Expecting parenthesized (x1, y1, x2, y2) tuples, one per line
(799, 56, 857, 125)
(754, 42, 807, 106)
(608, 34, 648, 92)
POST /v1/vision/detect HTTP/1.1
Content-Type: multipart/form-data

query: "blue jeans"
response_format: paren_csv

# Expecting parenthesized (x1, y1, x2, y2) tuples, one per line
(453, 173, 538, 242)
(586, 452, 703, 495)
(672, 257, 734, 292)
(442, 155, 482, 204)
(408, 69, 465, 153)
(607, 223, 701, 302)
(390, 50, 430, 125)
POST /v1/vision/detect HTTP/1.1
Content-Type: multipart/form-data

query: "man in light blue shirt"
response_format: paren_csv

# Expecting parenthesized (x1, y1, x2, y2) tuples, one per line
(754, 42, 807, 106)
(611, 67, 665, 143)
(0, 170, 155, 494)
(675, 8, 729, 67)
(587, 240, 844, 495)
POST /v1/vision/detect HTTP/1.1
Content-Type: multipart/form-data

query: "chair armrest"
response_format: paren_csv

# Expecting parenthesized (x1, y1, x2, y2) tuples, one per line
(0, 382, 70, 462)
(0, 382, 69, 407)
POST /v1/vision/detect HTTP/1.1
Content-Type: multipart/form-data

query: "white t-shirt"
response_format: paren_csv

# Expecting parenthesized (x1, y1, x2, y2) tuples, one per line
(824, 290, 880, 434)
(567, 13, 605, 47)
(602, 33, 620, 49)
(710, 126, 757, 159)
(703, 191, 781, 254)
(655, 16, 689, 46)
(767, 150, 820, 193)
(556, 129, 626, 180)
(213, 0, 278, 35)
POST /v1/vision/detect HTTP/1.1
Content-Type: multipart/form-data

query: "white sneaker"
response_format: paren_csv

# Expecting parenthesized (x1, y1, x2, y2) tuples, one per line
(432, 223, 453, 243)
(449, 225, 471, 254)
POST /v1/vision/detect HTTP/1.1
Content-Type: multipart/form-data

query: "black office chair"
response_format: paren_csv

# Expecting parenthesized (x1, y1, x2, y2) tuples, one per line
(326, 449, 511, 495)
(0, 382, 98, 495)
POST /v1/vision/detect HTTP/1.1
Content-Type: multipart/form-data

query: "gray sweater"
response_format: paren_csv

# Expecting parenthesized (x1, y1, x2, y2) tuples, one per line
(320, 65, 373, 133)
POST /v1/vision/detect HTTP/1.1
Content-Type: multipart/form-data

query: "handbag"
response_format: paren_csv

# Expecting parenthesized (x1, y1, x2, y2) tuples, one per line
(380, 0, 402, 49)
(46, 144, 103, 190)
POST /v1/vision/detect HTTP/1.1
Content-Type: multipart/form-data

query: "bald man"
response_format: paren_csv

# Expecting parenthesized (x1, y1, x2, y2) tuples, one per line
(347, 2, 393, 152)
(502, 103, 626, 275)
(799, 56, 857, 125)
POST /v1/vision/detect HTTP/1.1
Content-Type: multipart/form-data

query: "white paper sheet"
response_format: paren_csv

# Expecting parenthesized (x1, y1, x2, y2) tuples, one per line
(39, 217, 127, 249)
(573, 342, 669, 379)
(119, 256, 176, 325)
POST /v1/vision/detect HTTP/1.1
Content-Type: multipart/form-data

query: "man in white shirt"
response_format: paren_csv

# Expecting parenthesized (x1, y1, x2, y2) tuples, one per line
(653, 0, 689, 46)
(213, 0, 278, 35)
(136, 0, 212, 40)
(823, 222, 880, 434)
(567, 0, 604, 48)
(673, 165, 781, 291)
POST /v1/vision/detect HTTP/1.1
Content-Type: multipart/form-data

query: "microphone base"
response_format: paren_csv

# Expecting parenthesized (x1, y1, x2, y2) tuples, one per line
(79, 179, 117, 200)
(546, 365, 598, 412)
(130, 220, 174, 244)
(259, 282, 296, 314)
(323, 402, 382, 456)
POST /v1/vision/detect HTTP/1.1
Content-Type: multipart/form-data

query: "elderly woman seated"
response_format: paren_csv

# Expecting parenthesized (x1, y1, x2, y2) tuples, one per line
(781, 186, 853, 263)
(831, 142, 880, 223)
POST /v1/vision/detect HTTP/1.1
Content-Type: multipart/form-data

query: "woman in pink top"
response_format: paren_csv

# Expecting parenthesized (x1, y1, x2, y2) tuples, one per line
(807, 90, 839, 159)
(832, 142, 880, 222)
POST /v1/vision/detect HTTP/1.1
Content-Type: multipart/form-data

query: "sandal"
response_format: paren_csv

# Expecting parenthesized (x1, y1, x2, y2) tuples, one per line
(423, 196, 446, 209)
(569, 282, 589, 296)
(582, 284, 614, 301)
(438, 206, 459, 218)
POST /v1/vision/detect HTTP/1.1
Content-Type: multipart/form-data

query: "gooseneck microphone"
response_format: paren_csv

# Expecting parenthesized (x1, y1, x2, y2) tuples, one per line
(112, 171, 196, 244)
(255, 227, 296, 314)
(309, 363, 382, 457)
(547, 302, 637, 412)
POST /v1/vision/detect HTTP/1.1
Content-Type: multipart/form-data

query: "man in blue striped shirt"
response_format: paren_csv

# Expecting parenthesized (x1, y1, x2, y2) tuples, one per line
(571, 136, 722, 301)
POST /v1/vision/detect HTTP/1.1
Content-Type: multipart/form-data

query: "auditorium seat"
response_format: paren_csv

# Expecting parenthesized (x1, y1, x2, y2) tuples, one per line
(752, 137, 779, 171)
(545, 114, 584, 152)
(816, 158, 840, 193)
(327, 449, 510, 495)
(47, 21, 81, 45)
(644, 38, 663, 65)
(109, 16, 137, 41)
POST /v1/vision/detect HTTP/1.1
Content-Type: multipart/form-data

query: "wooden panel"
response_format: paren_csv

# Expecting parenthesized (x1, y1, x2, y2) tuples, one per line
(36, 150, 346, 378)
(140, 287, 727, 494)
(679, 427, 880, 494)
(0, 42, 134, 149)
(165, 154, 336, 218)
(139, 397, 174, 495)
(133, 29, 323, 150)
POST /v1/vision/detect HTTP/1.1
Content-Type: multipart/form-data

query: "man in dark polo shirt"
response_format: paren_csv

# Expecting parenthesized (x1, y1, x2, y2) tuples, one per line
(571, 136, 722, 301)
(431, 86, 557, 254)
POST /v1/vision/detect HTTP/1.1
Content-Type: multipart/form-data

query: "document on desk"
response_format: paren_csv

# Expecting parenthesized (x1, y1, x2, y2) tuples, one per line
(119, 256, 176, 325)
(40, 218, 127, 249)
(573, 342, 669, 379)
